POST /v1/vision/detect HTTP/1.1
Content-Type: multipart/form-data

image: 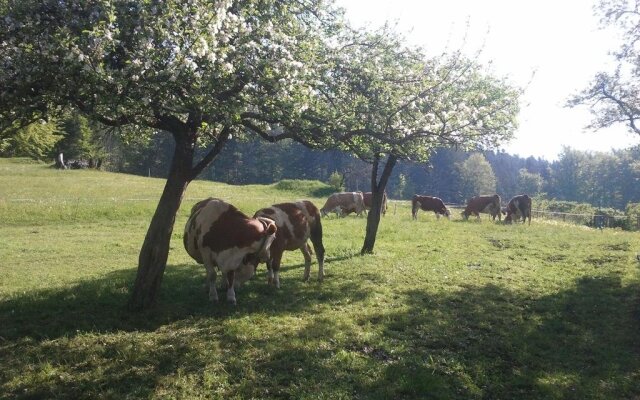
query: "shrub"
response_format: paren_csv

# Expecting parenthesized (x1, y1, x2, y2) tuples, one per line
(327, 171, 345, 192)
(273, 179, 334, 197)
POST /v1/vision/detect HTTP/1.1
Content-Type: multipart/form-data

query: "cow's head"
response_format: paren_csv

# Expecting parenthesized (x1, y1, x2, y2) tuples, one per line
(443, 207, 451, 219)
(503, 212, 513, 224)
(242, 217, 277, 278)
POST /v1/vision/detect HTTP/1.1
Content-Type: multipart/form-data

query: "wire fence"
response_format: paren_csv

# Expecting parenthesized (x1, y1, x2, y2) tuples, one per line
(437, 202, 640, 230)
(530, 209, 639, 230)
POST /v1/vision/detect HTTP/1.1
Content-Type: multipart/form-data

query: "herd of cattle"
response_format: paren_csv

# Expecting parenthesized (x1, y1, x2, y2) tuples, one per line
(183, 192, 532, 305)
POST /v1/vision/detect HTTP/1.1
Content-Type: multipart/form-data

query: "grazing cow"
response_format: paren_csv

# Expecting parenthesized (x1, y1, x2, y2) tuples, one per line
(462, 194, 502, 221)
(320, 192, 366, 217)
(254, 201, 325, 288)
(184, 198, 277, 305)
(412, 195, 450, 220)
(504, 194, 532, 225)
(363, 192, 388, 216)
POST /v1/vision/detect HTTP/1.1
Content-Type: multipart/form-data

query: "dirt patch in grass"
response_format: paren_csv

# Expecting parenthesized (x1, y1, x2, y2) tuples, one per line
(602, 242, 631, 252)
(546, 254, 567, 263)
(487, 238, 511, 249)
(585, 254, 625, 267)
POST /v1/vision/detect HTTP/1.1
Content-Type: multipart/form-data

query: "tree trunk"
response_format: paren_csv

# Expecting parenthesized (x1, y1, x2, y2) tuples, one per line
(361, 154, 397, 255)
(128, 134, 195, 311)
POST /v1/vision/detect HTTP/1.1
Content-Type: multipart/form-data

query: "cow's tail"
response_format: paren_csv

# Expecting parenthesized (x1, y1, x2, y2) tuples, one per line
(309, 210, 325, 269)
(411, 195, 419, 220)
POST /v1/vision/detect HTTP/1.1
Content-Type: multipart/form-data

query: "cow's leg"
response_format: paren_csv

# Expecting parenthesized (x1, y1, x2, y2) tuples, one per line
(301, 243, 313, 281)
(315, 242, 325, 282)
(226, 270, 237, 305)
(310, 219, 325, 282)
(204, 261, 218, 302)
(271, 252, 283, 289)
(266, 259, 274, 285)
(435, 212, 441, 219)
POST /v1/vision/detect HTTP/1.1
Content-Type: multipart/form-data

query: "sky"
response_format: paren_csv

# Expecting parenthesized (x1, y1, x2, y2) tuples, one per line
(336, 0, 639, 160)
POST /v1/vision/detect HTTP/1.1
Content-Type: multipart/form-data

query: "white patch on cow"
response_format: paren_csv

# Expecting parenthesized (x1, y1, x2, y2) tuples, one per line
(196, 200, 230, 228)
(203, 260, 218, 302)
(226, 286, 236, 305)
(273, 207, 297, 238)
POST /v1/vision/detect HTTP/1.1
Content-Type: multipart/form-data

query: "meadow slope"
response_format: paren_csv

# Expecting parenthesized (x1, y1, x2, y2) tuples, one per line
(1, 158, 639, 399)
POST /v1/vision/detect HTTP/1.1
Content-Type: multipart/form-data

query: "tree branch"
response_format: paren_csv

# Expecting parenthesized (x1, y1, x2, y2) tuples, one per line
(189, 126, 231, 180)
(599, 83, 640, 134)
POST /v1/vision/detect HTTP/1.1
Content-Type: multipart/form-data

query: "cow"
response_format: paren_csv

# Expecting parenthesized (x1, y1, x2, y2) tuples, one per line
(412, 195, 450, 220)
(183, 198, 277, 305)
(504, 194, 532, 225)
(462, 194, 502, 221)
(320, 192, 366, 217)
(363, 191, 388, 216)
(254, 201, 325, 288)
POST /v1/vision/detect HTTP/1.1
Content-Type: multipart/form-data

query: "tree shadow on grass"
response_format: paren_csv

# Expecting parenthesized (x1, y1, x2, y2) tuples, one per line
(0, 257, 371, 398)
(3, 262, 638, 399)
(215, 275, 640, 400)
(0, 254, 363, 341)
(355, 275, 640, 399)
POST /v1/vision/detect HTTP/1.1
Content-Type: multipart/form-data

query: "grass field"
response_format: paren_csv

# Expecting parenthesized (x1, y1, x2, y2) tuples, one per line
(1, 158, 639, 399)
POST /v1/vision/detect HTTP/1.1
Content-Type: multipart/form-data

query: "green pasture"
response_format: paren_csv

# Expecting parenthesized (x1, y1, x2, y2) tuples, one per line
(1, 158, 639, 399)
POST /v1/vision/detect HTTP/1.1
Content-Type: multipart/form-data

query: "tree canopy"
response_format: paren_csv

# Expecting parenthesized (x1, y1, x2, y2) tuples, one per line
(285, 26, 520, 162)
(1, 0, 338, 145)
(274, 25, 520, 252)
(569, 0, 640, 135)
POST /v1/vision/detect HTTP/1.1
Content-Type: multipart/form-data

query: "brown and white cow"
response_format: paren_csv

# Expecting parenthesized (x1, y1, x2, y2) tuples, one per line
(184, 198, 277, 305)
(462, 194, 502, 221)
(412, 195, 450, 220)
(504, 194, 532, 225)
(320, 192, 366, 217)
(254, 201, 325, 288)
(363, 192, 388, 216)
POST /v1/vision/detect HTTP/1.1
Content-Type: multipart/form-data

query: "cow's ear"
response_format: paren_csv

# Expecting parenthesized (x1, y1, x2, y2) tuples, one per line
(265, 222, 277, 235)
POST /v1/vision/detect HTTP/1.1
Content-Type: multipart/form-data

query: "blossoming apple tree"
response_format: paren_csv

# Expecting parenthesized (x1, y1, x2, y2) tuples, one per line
(0, 0, 341, 309)
(281, 26, 521, 253)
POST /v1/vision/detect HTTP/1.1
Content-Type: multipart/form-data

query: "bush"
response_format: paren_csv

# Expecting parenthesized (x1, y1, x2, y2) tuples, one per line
(273, 179, 335, 197)
(327, 171, 345, 192)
